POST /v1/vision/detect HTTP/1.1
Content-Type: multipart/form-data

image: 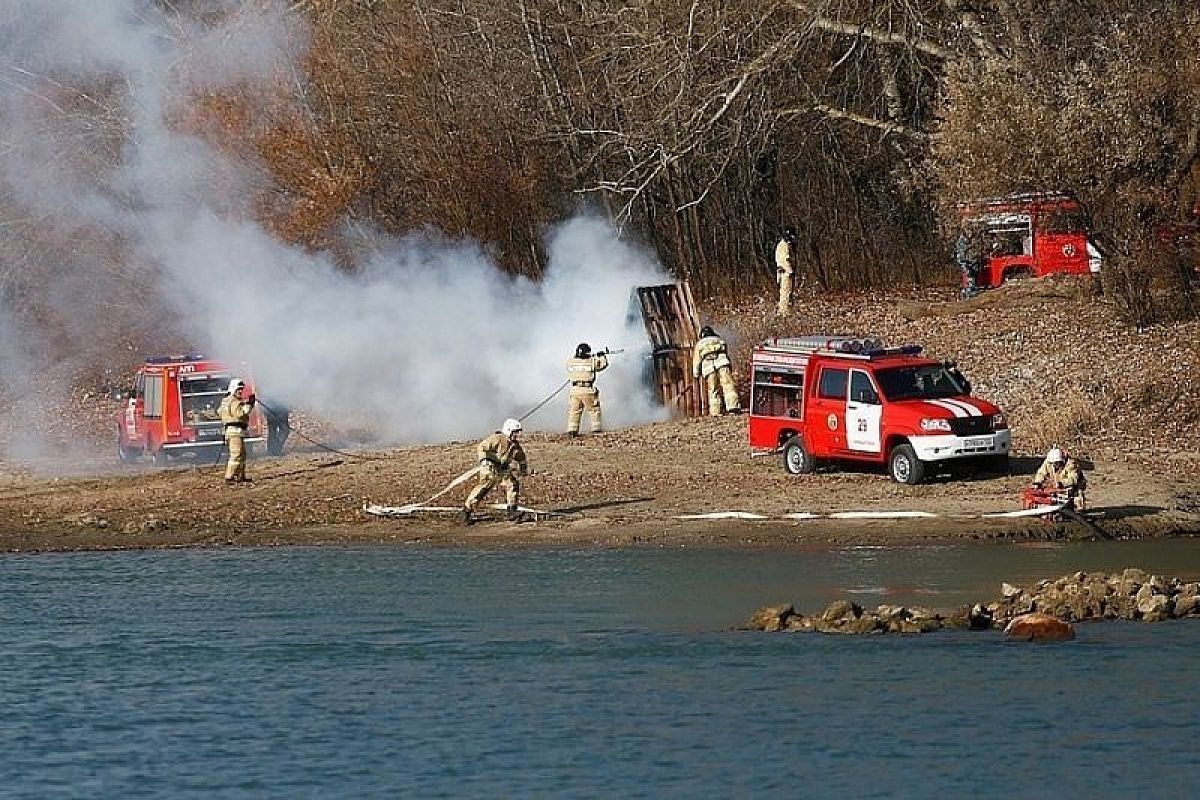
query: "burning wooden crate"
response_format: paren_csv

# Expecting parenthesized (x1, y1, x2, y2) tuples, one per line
(634, 282, 706, 417)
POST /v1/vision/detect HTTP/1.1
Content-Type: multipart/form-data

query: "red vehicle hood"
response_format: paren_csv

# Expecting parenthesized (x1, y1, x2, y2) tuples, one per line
(894, 396, 1001, 421)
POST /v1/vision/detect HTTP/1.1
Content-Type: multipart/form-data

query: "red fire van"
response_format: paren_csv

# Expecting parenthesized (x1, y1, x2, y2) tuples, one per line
(116, 355, 264, 464)
(748, 337, 1011, 484)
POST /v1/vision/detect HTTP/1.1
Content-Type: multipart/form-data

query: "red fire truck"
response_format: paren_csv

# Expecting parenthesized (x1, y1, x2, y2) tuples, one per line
(116, 355, 265, 464)
(748, 337, 1011, 484)
(958, 191, 1099, 288)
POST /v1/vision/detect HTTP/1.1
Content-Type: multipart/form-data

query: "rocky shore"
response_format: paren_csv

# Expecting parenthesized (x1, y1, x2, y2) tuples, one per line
(745, 568, 1200, 639)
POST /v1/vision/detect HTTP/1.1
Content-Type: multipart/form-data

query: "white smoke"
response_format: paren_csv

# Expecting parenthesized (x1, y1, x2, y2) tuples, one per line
(0, 0, 669, 463)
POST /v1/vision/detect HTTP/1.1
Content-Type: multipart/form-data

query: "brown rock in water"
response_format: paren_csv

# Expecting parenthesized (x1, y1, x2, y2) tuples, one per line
(745, 604, 795, 632)
(1003, 613, 1075, 642)
(821, 600, 861, 623)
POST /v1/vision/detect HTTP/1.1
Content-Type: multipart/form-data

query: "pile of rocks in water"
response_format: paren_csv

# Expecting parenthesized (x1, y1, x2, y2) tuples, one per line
(745, 568, 1200, 637)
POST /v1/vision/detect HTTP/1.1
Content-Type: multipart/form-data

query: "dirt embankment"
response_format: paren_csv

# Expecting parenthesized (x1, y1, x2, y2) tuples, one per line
(1, 280, 1198, 552)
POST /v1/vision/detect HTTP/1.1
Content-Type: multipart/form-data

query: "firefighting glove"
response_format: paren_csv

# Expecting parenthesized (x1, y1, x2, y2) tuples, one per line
(247, 393, 256, 405)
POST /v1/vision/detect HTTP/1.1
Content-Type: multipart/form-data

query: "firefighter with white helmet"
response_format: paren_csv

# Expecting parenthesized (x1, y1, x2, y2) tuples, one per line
(692, 325, 742, 416)
(775, 226, 798, 317)
(464, 418, 529, 524)
(1032, 445, 1088, 510)
(218, 378, 256, 484)
(565, 342, 608, 437)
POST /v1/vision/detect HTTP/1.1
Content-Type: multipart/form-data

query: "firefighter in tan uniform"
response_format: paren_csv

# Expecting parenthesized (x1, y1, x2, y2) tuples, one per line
(1032, 446, 1088, 510)
(565, 342, 608, 436)
(463, 418, 529, 524)
(775, 226, 798, 317)
(218, 378, 256, 484)
(692, 326, 741, 416)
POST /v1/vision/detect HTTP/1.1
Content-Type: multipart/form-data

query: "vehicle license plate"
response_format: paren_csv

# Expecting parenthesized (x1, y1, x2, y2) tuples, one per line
(965, 437, 990, 448)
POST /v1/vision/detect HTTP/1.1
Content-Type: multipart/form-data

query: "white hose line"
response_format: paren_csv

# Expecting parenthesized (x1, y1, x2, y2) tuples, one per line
(364, 464, 483, 516)
(674, 504, 1067, 521)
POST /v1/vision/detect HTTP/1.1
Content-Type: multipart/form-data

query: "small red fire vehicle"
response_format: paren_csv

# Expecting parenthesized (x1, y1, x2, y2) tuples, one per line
(748, 337, 1011, 484)
(958, 191, 1099, 288)
(116, 355, 264, 464)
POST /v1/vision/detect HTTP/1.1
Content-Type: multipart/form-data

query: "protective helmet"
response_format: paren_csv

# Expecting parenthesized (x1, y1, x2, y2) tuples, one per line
(575, 342, 591, 359)
(227, 378, 246, 394)
(501, 418, 522, 437)
(783, 225, 797, 240)
(1045, 446, 1064, 463)
(699, 325, 716, 338)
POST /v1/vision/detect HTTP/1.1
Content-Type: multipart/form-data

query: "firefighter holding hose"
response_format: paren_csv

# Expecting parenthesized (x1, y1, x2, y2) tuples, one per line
(1031, 446, 1088, 511)
(565, 342, 609, 437)
(464, 418, 529, 524)
(218, 378, 255, 484)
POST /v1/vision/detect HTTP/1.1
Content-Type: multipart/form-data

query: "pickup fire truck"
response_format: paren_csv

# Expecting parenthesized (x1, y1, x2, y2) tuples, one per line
(748, 337, 1010, 484)
(116, 355, 264, 464)
(957, 191, 1099, 288)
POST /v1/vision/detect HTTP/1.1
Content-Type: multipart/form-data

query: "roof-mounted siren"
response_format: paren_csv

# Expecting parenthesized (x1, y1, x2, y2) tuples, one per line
(768, 335, 883, 351)
(828, 336, 886, 354)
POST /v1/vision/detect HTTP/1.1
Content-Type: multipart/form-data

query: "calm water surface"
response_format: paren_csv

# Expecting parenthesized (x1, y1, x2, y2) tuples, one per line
(3, 539, 1200, 798)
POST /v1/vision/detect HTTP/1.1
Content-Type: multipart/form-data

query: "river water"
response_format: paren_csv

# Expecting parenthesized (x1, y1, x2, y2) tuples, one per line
(3, 539, 1200, 798)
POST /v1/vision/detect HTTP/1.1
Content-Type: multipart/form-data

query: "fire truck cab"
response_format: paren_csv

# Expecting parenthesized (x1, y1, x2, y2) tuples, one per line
(116, 355, 264, 464)
(748, 337, 1011, 484)
(958, 191, 1099, 288)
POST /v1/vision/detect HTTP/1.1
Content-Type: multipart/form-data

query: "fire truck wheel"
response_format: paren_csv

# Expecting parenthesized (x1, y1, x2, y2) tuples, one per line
(782, 436, 816, 475)
(889, 444, 925, 485)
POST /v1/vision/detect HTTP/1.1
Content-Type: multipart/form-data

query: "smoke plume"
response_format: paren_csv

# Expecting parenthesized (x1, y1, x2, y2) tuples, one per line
(0, 1, 668, 465)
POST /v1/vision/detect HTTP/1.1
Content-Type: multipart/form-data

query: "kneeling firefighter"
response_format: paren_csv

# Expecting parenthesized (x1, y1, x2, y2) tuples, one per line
(565, 342, 608, 436)
(1031, 445, 1088, 511)
(692, 326, 741, 416)
(464, 418, 529, 524)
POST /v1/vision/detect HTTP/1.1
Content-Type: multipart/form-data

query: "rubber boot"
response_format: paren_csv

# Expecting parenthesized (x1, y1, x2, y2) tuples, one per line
(462, 508, 476, 526)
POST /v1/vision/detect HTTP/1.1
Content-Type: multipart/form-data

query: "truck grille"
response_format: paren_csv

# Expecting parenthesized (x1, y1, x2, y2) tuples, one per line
(949, 416, 993, 436)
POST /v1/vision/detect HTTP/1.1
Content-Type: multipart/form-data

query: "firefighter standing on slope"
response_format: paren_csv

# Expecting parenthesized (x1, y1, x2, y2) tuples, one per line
(692, 325, 742, 416)
(1032, 446, 1088, 511)
(218, 378, 255, 484)
(955, 223, 985, 299)
(775, 226, 798, 317)
(565, 342, 608, 436)
(464, 418, 529, 524)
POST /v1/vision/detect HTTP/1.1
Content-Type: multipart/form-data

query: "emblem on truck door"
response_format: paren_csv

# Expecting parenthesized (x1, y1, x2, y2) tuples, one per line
(827, 413, 838, 430)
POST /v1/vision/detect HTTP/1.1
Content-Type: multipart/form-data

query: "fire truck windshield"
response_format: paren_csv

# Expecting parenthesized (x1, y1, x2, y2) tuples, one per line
(875, 365, 965, 401)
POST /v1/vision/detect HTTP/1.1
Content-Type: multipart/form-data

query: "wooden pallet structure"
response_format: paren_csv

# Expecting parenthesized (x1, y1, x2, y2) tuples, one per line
(633, 282, 707, 417)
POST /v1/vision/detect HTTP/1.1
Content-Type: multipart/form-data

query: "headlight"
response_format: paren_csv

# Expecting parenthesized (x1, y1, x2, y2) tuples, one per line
(992, 412, 1008, 429)
(920, 418, 952, 433)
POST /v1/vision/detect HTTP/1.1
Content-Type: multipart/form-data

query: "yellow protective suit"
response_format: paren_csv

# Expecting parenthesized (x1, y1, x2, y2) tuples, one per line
(465, 432, 529, 511)
(775, 238, 794, 317)
(692, 335, 741, 416)
(1033, 457, 1088, 510)
(565, 353, 609, 434)
(218, 393, 254, 482)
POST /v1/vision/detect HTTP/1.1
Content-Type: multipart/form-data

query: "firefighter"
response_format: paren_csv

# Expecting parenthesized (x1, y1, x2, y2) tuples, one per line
(264, 400, 291, 457)
(955, 224, 985, 299)
(218, 378, 255, 484)
(463, 418, 529, 524)
(565, 342, 608, 436)
(1032, 446, 1088, 511)
(775, 226, 798, 317)
(692, 325, 741, 416)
